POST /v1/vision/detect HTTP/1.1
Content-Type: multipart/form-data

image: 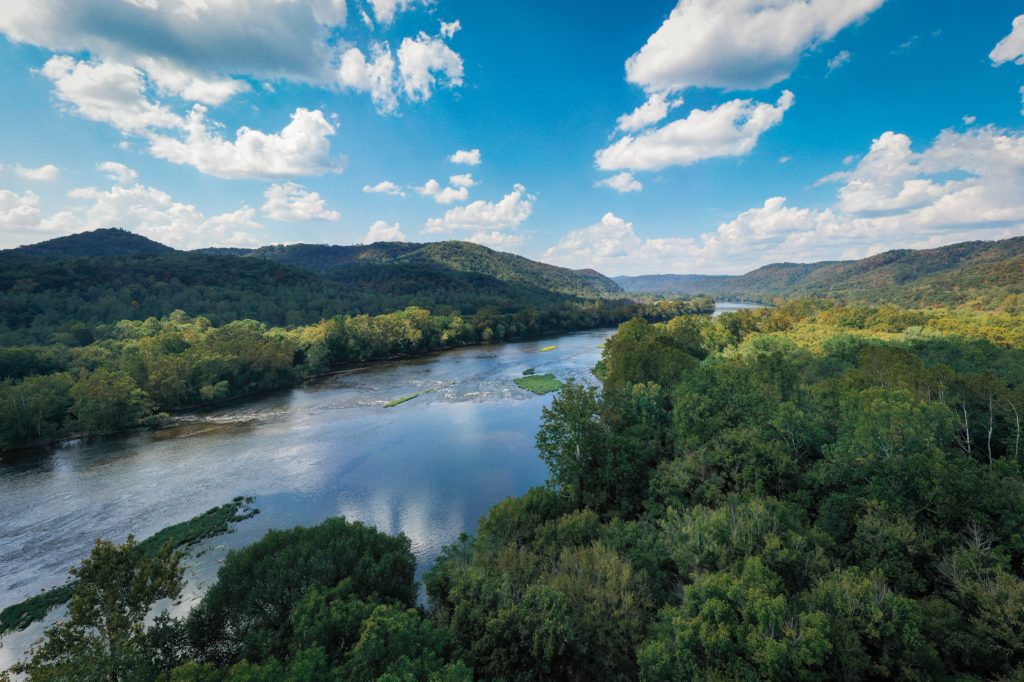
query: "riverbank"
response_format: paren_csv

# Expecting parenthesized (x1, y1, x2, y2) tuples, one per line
(0, 497, 258, 635)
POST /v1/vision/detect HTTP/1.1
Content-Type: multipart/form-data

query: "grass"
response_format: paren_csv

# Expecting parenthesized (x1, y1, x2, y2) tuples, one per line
(539, 345, 557, 352)
(514, 374, 564, 395)
(383, 388, 435, 408)
(0, 496, 258, 635)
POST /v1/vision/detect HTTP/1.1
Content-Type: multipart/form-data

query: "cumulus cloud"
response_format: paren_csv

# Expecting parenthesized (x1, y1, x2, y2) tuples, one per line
(450, 148, 481, 165)
(397, 32, 464, 102)
(596, 172, 643, 193)
(147, 105, 339, 179)
(625, 0, 884, 93)
(467, 231, 524, 249)
(2, 0, 347, 88)
(338, 44, 398, 113)
(596, 91, 794, 171)
(363, 180, 405, 196)
(425, 184, 534, 233)
(550, 125, 1024, 275)
(41, 56, 183, 133)
(262, 182, 340, 222)
(98, 161, 138, 185)
(616, 93, 681, 132)
(337, 29, 463, 112)
(440, 20, 461, 39)
(0, 189, 43, 231)
(0, 177, 264, 250)
(134, 56, 249, 106)
(990, 14, 1024, 65)
(827, 50, 852, 74)
(416, 173, 475, 204)
(5, 0, 461, 140)
(16, 164, 59, 181)
(363, 219, 407, 243)
(367, 0, 429, 26)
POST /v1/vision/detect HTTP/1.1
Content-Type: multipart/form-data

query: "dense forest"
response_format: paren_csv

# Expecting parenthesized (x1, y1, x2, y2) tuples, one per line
(615, 235, 1024, 308)
(0, 229, 624, 345)
(0, 297, 713, 451)
(7, 300, 1024, 680)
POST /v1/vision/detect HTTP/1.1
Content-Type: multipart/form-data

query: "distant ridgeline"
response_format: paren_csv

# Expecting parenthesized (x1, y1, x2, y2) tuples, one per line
(0, 228, 640, 345)
(614, 236, 1024, 308)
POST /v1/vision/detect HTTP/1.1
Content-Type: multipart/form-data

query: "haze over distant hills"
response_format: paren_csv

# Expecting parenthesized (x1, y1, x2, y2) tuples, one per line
(614, 236, 1024, 306)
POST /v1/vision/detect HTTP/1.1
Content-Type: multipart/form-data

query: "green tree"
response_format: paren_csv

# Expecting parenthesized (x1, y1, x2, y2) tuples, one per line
(10, 537, 183, 682)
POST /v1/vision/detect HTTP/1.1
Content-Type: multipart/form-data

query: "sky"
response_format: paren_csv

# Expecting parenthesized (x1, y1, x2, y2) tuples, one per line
(1, 0, 1024, 275)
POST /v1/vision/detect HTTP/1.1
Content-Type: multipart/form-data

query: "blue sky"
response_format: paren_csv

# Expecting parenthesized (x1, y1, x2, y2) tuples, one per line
(2, 0, 1024, 275)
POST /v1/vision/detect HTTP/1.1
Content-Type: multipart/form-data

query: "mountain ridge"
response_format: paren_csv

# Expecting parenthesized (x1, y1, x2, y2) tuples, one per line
(614, 236, 1024, 305)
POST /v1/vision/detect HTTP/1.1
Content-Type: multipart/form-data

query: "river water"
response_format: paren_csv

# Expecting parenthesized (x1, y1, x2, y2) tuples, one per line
(0, 302, 759, 665)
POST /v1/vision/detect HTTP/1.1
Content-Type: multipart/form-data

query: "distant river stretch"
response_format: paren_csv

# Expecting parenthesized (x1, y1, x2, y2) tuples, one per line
(0, 301, 760, 666)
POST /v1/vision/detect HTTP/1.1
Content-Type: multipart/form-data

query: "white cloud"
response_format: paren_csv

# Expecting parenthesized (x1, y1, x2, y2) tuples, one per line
(147, 105, 339, 179)
(135, 56, 249, 106)
(2, 0, 347, 88)
(0, 189, 42, 230)
(0, 178, 264, 250)
(990, 14, 1024, 66)
(337, 29, 463, 112)
(98, 161, 138, 185)
(596, 91, 794, 171)
(397, 32, 464, 102)
(450, 148, 481, 165)
(15, 164, 59, 182)
(417, 173, 475, 203)
(616, 92, 681, 132)
(827, 50, 851, 74)
(363, 180, 405, 196)
(467, 231, 524, 249)
(41, 56, 183, 133)
(5, 1, 459, 119)
(549, 124, 1024, 275)
(363, 219, 407, 243)
(425, 184, 534, 233)
(367, 0, 429, 26)
(337, 44, 398, 113)
(625, 0, 884, 93)
(440, 20, 461, 39)
(262, 182, 340, 222)
(963, 115, 977, 125)
(596, 172, 643, 193)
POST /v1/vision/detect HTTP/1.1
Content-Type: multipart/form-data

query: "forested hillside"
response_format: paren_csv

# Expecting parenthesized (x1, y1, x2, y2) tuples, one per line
(615, 236, 1024, 307)
(203, 239, 623, 297)
(0, 229, 624, 344)
(10, 301, 1024, 680)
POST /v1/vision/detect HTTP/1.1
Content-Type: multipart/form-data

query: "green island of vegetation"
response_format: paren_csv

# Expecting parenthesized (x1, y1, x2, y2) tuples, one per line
(0, 496, 257, 635)
(514, 373, 563, 395)
(383, 389, 435, 408)
(522, 367, 536, 375)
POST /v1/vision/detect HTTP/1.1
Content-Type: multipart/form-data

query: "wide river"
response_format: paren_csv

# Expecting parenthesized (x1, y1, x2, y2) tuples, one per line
(0, 302, 759, 665)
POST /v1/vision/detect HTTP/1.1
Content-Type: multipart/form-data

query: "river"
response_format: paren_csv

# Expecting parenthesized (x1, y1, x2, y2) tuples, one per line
(0, 302, 759, 665)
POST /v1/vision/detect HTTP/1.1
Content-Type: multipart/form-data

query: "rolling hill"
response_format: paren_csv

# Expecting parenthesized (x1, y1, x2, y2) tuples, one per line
(0, 229, 628, 344)
(615, 236, 1024, 306)
(198, 239, 622, 298)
